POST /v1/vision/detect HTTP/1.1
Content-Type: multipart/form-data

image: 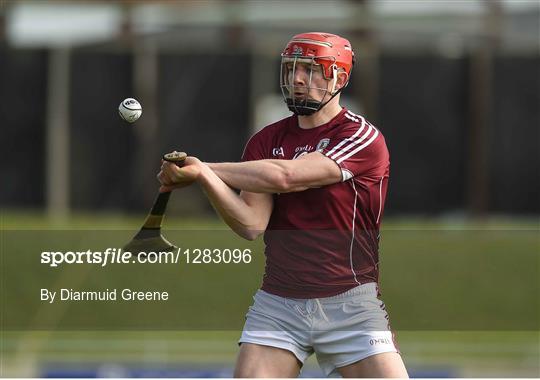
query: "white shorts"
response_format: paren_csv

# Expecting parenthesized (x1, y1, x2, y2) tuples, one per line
(239, 283, 399, 377)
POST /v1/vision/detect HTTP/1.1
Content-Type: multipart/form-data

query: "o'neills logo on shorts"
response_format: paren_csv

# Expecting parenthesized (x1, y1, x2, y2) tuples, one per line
(369, 338, 391, 346)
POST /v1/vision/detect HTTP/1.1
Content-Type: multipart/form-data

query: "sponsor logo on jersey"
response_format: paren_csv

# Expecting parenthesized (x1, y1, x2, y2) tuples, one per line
(316, 138, 330, 152)
(295, 144, 313, 153)
(272, 147, 285, 157)
(293, 151, 308, 159)
(292, 144, 313, 159)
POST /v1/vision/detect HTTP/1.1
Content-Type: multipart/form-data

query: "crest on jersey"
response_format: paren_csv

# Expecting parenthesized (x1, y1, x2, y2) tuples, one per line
(316, 138, 330, 152)
(292, 45, 303, 55)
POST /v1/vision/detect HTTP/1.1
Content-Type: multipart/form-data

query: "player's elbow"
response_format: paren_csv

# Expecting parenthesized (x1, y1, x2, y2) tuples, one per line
(271, 168, 296, 193)
(238, 228, 263, 241)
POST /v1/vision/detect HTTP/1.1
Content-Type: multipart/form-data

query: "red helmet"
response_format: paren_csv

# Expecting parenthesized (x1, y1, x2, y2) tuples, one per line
(281, 32, 355, 80)
(280, 32, 355, 115)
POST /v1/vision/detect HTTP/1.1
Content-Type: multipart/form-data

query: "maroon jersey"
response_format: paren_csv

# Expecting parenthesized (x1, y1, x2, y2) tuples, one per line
(242, 108, 389, 298)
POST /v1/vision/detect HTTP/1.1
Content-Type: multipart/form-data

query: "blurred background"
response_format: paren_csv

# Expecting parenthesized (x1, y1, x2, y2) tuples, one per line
(1, 0, 539, 378)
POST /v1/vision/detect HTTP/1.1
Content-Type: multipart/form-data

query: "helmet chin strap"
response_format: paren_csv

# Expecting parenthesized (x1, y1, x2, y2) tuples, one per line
(286, 99, 321, 116)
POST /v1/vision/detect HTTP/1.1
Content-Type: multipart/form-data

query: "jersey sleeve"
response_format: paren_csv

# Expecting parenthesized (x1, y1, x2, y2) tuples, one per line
(321, 118, 389, 182)
(241, 128, 268, 162)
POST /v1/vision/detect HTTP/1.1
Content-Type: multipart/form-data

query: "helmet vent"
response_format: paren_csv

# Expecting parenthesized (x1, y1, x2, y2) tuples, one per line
(290, 38, 333, 48)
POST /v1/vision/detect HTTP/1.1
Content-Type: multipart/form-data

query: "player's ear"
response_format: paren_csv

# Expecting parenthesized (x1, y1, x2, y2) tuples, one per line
(335, 70, 349, 91)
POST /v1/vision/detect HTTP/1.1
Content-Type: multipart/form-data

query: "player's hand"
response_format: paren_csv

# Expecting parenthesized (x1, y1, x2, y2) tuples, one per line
(157, 156, 202, 192)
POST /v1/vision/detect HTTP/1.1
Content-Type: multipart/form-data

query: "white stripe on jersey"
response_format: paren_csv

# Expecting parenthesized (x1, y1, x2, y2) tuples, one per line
(325, 115, 366, 158)
(376, 176, 384, 224)
(346, 110, 365, 120)
(336, 128, 379, 164)
(326, 110, 379, 163)
(349, 179, 361, 285)
(347, 110, 380, 135)
(331, 123, 374, 160)
(344, 112, 360, 123)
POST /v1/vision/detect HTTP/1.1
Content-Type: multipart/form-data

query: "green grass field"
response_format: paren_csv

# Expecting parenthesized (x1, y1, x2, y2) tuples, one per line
(1, 211, 539, 377)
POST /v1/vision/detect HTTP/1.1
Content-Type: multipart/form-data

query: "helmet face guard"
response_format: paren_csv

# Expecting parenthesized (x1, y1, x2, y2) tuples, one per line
(280, 56, 339, 116)
(279, 32, 355, 116)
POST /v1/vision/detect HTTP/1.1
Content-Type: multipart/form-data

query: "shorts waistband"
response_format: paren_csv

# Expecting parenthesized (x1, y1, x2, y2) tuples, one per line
(318, 283, 378, 303)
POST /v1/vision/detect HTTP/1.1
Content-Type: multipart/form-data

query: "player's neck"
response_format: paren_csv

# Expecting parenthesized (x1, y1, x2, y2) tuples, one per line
(297, 100, 342, 129)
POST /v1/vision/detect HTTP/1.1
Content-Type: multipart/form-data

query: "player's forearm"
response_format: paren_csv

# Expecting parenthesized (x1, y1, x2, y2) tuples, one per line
(207, 161, 308, 193)
(196, 164, 265, 240)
